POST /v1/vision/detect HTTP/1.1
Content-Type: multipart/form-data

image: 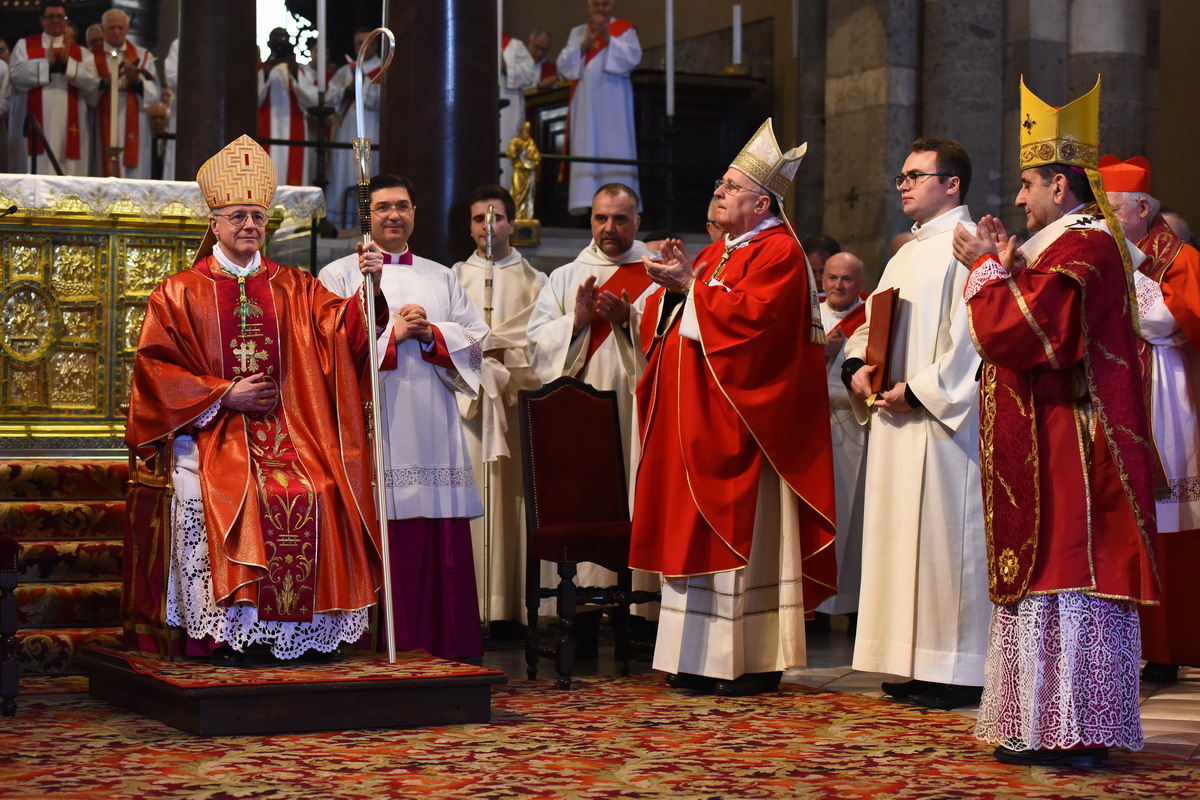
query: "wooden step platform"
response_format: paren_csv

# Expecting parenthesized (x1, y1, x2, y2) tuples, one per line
(79, 645, 506, 736)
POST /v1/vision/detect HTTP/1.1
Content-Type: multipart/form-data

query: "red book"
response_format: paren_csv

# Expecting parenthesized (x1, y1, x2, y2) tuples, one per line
(865, 288, 901, 396)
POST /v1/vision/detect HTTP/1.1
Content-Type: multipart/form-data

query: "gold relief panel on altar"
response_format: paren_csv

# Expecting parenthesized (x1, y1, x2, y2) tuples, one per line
(61, 307, 100, 343)
(0, 282, 58, 364)
(50, 244, 102, 299)
(49, 350, 100, 409)
(122, 240, 185, 295)
(121, 302, 148, 352)
(9, 243, 43, 280)
(6, 367, 42, 409)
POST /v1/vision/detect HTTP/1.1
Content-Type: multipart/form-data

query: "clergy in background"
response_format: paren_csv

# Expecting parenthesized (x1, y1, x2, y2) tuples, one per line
(526, 182, 655, 602)
(556, 0, 641, 215)
(843, 138, 989, 711)
(325, 28, 380, 228)
(321, 174, 490, 663)
(7, 2, 99, 176)
(630, 119, 836, 697)
(814, 252, 868, 627)
(1099, 154, 1200, 685)
(87, 8, 159, 179)
(499, 32, 538, 191)
(451, 185, 547, 626)
(258, 27, 317, 187)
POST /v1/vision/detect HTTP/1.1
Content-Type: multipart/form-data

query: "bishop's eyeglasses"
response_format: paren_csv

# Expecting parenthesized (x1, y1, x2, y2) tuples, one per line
(213, 210, 269, 228)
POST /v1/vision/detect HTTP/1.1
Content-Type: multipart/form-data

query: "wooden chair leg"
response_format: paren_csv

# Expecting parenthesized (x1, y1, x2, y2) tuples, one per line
(611, 569, 634, 677)
(555, 560, 577, 690)
(524, 557, 540, 680)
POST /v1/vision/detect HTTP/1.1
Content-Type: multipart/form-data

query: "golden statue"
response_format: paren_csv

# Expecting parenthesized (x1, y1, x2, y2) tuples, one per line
(506, 121, 541, 222)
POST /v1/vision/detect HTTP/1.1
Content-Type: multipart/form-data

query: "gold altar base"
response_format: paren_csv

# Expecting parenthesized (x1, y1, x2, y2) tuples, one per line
(0, 175, 325, 452)
(512, 217, 541, 247)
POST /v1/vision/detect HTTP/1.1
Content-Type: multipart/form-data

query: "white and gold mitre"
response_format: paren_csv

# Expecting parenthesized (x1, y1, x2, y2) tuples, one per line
(730, 118, 808, 198)
(1018, 76, 1100, 170)
(196, 134, 278, 210)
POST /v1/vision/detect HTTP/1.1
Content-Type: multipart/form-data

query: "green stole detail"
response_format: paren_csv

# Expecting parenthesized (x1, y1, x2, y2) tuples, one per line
(215, 263, 319, 622)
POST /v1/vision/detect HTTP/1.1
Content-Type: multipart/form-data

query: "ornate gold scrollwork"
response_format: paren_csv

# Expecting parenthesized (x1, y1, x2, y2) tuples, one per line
(0, 282, 57, 363)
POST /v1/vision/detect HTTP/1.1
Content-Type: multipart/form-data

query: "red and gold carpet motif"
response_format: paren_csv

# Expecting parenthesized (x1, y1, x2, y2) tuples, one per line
(3, 673, 1199, 798)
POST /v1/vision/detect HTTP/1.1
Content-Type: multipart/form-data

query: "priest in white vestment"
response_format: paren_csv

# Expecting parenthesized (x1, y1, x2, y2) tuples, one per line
(7, 4, 99, 176)
(325, 30, 380, 228)
(556, 1, 641, 215)
(85, 9, 159, 179)
(526, 182, 655, 604)
(499, 33, 538, 192)
(844, 139, 990, 710)
(816, 252, 869, 621)
(320, 174, 490, 662)
(258, 28, 317, 188)
(451, 185, 548, 624)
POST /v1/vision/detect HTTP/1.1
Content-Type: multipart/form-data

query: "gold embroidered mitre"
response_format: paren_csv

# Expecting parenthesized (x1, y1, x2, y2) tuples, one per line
(196, 134, 278, 211)
(1018, 76, 1100, 170)
(730, 118, 808, 199)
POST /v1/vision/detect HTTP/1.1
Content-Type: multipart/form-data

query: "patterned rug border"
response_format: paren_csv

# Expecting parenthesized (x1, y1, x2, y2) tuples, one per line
(90, 645, 505, 688)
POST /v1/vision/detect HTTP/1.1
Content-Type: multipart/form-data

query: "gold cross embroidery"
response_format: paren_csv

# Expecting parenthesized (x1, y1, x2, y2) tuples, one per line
(232, 338, 267, 374)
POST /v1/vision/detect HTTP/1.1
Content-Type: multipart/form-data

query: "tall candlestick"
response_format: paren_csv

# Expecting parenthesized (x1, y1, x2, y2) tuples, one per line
(108, 49, 120, 150)
(316, 0, 327, 92)
(666, 0, 675, 117)
(732, 4, 743, 66)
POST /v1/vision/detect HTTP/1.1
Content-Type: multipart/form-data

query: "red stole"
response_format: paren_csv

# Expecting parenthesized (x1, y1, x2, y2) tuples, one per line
(562, 19, 635, 177)
(94, 40, 147, 174)
(337, 61, 381, 117)
(23, 35, 83, 160)
(258, 65, 307, 186)
(584, 261, 653, 365)
(208, 257, 320, 621)
(828, 301, 867, 338)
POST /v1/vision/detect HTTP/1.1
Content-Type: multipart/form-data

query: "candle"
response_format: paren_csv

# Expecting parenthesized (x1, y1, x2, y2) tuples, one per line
(316, 0, 327, 93)
(666, 0, 675, 117)
(732, 4, 743, 66)
(108, 49, 120, 150)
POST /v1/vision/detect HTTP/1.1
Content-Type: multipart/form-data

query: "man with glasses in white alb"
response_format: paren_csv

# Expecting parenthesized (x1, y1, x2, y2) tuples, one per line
(841, 138, 990, 711)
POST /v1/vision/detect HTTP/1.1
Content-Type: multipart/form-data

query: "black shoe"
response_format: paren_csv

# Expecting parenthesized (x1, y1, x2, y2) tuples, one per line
(1141, 662, 1180, 683)
(712, 671, 783, 697)
(210, 645, 246, 668)
(993, 745, 1109, 767)
(806, 612, 832, 634)
(910, 683, 984, 710)
(666, 672, 717, 691)
(880, 678, 936, 698)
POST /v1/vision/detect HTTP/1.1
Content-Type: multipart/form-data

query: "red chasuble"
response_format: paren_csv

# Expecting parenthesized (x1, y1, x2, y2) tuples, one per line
(125, 257, 383, 619)
(965, 222, 1160, 605)
(1139, 215, 1200, 347)
(629, 225, 837, 610)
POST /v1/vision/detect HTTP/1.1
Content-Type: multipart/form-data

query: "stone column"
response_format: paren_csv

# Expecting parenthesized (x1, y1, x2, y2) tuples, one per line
(1068, 0, 1148, 158)
(174, 0, 259, 179)
(922, 0, 1004, 217)
(1001, 0, 1068, 232)
(379, 1, 498, 265)
(823, 0, 920, 279)
(792, 0, 827, 239)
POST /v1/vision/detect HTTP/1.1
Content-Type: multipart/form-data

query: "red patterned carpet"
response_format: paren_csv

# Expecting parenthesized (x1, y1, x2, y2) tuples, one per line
(3, 673, 1199, 799)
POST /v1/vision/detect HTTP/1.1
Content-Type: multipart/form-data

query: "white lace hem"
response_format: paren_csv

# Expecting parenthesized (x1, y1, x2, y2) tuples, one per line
(975, 592, 1144, 751)
(165, 496, 369, 659)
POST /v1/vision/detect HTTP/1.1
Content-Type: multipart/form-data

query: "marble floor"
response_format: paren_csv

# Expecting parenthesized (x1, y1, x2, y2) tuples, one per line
(483, 614, 1200, 762)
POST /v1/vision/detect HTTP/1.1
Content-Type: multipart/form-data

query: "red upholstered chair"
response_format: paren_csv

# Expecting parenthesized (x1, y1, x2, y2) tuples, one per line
(1, 533, 19, 716)
(519, 377, 659, 689)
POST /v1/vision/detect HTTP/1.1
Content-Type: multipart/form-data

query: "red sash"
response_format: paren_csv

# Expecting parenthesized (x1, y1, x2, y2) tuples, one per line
(208, 257, 320, 621)
(258, 65, 307, 186)
(562, 18, 635, 181)
(93, 40, 147, 174)
(584, 261, 653, 365)
(828, 301, 866, 339)
(23, 35, 83, 160)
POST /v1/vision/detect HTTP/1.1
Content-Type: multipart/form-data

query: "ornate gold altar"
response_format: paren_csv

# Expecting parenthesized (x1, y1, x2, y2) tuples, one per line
(0, 175, 325, 453)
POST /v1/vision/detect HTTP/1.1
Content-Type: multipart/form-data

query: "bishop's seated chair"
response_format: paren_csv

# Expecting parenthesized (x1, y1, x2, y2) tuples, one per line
(519, 377, 659, 689)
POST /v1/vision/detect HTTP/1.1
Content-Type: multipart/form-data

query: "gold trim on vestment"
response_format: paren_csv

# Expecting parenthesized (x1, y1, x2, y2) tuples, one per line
(1006, 276, 1060, 369)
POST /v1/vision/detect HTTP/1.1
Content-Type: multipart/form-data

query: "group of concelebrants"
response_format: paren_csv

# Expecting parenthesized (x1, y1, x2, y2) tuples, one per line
(125, 71, 1198, 770)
